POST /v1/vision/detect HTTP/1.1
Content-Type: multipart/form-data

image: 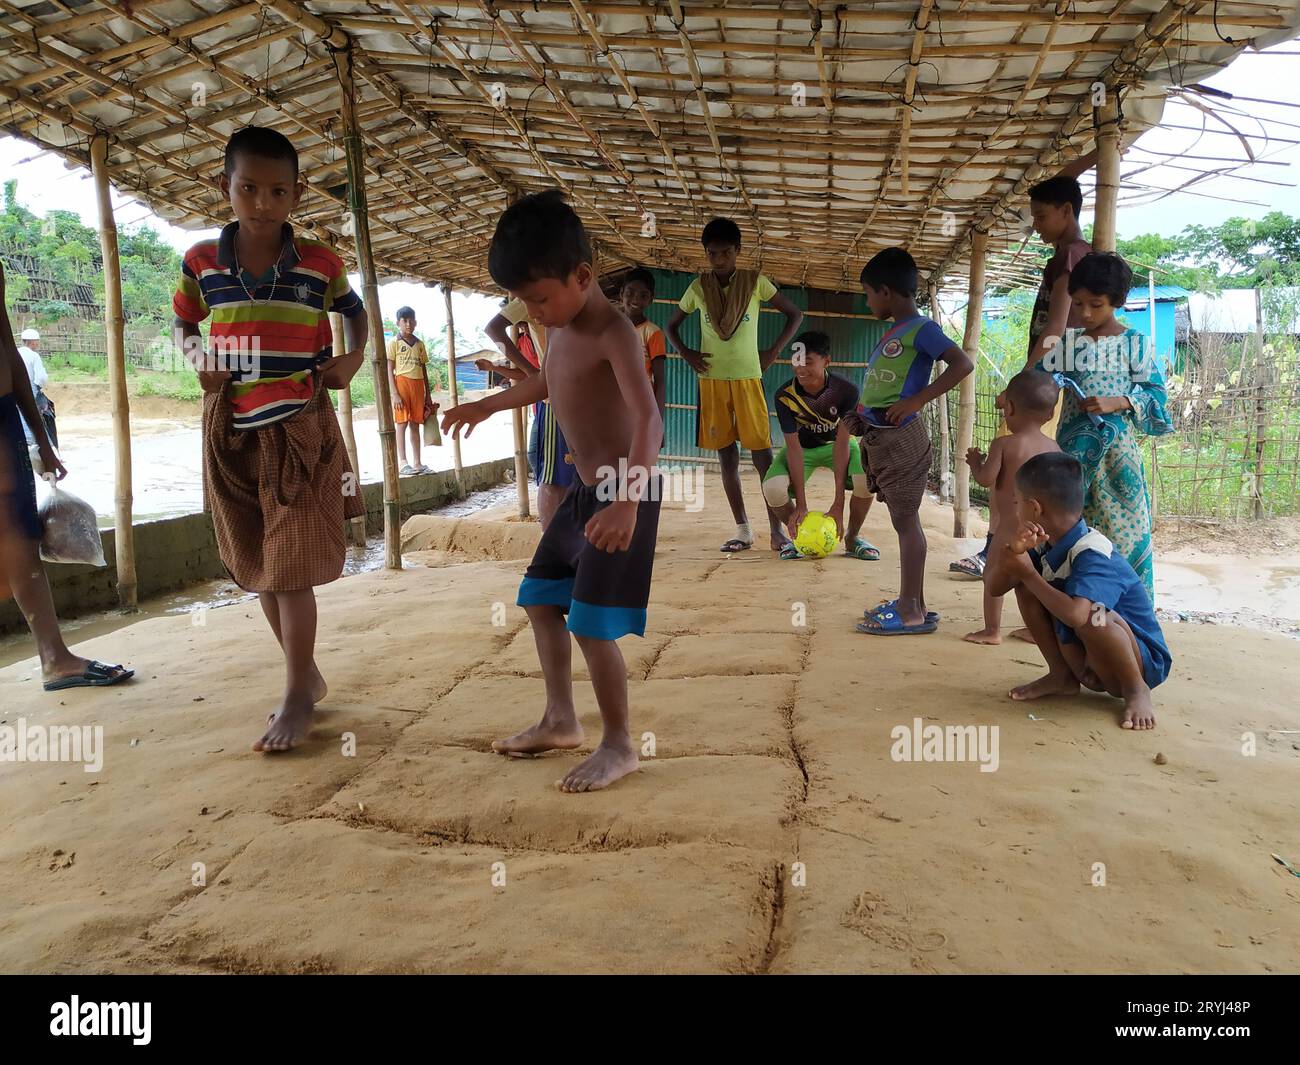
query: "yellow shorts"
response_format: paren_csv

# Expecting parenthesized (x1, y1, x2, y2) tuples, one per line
(696, 377, 771, 451)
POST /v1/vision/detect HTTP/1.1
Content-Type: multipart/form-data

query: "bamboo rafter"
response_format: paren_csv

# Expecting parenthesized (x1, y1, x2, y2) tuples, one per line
(0, 0, 1290, 295)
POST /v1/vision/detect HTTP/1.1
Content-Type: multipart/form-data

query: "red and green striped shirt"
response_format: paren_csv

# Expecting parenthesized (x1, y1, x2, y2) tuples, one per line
(173, 222, 364, 430)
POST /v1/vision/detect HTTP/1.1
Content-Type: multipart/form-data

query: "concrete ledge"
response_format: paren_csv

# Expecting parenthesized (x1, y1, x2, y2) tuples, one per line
(0, 458, 515, 635)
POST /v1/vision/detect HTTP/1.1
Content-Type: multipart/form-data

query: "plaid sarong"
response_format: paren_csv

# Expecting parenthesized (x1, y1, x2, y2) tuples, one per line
(203, 382, 364, 592)
(858, 415, 932, 518)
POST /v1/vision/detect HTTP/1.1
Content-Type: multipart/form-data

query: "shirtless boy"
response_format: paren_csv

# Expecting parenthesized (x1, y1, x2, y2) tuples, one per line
(963, 369, 1060, 644)
(442, 190, 662, 793)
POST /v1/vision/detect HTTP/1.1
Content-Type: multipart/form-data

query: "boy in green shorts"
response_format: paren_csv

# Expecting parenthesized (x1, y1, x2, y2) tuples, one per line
(762, 330, 879, 561)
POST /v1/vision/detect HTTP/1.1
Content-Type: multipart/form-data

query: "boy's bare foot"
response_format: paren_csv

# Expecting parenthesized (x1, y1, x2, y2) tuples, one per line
(557, 742, 639, 793)
(1120, 689, 1156, 730)
(1010, 627, 1035, 643)
(963, 628, 1002, 645)
(1009, 672, 1080, 701)
(772, 533, 790, 552)
(310, 663, 328, 704)
(492, 717, 585, 757)
(253, 692, 314, 752)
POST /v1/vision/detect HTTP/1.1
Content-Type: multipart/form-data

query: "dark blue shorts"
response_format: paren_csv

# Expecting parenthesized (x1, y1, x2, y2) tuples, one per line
(528, 401, 577, 488)
(517, 477, 661, 640)
(0, 393, 42, 541)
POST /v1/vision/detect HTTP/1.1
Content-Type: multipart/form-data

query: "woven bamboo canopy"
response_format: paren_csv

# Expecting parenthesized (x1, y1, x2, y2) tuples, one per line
(2, 1, 1298, 295)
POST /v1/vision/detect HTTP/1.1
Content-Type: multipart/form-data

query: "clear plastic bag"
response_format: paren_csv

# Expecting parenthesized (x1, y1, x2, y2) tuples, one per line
(38, 480, 106, 567)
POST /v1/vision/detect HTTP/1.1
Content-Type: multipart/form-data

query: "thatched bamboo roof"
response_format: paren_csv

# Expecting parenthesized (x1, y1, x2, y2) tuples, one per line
(2, 1, 1297, 294)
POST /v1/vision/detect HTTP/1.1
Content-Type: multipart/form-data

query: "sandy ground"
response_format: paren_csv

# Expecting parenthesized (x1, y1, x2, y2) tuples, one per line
(1, 471, 1297, 974)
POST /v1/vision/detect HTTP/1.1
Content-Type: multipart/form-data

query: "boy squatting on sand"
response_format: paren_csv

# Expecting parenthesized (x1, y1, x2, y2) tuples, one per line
(172, 126, 369, 753)
(442, 190, 663, 793)
(963, 369, 1061, 645)
(986, 451, 1172, 730)
(761, 329, 880, 561)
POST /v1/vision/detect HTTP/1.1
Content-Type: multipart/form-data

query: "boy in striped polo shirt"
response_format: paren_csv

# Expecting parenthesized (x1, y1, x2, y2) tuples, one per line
(173, 126, 369, 753)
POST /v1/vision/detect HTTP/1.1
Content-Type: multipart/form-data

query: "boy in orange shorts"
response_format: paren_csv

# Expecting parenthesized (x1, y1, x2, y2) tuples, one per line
(388, 305, 436, 475)
(667, 218, 803, 552)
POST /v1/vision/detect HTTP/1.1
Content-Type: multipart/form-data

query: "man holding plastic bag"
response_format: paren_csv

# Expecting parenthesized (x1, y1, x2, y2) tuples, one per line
(0, 262, 133, 690)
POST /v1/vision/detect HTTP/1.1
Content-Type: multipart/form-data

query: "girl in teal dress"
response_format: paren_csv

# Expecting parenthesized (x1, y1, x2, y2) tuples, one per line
(1057, 254, 1173, 601)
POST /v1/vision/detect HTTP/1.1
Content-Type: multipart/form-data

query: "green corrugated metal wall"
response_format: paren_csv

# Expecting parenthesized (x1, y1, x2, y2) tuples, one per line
(643, 268, 890, 463)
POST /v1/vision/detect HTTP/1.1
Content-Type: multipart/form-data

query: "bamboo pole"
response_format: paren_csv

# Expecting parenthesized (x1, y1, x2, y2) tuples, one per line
(1093, 91, 1122, 253)
(510, 320, 531, 520)
(330, 311, 367, 548)
(929, 282, 953, 503)
(89, 135, 136, 610)
(441, 283, 463, 490)
(334, 43, 401, 569)
(1252, 287, 1268, 520)
(954, 229, 987, 537)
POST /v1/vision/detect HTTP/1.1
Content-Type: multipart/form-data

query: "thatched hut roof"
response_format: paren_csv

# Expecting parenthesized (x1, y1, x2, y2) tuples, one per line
(2, 1, 1297, 292)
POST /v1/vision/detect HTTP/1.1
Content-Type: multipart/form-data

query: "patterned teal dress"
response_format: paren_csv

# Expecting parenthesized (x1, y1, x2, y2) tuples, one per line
(1055, 328, 1173, 601)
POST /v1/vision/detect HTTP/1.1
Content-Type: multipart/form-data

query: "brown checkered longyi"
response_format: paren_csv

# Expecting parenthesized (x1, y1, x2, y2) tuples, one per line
(203, 384, 365, 592)
(858, 416, 932, 518)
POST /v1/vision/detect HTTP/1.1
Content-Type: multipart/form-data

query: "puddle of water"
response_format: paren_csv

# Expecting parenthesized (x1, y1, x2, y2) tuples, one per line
(955, 537, 1300, 637)
(1157, 559, 1300, 622)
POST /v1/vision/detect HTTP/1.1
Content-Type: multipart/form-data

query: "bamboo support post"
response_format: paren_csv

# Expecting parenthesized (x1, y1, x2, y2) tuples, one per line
(1252, 287, 1268, 520)
(330, 311, 368, 547)
(89, 134, 136, 610)
(1093, 91, 1122, 253)
(508, 317, 530, 520)
(334, 42, 401, 569)
(929, 282, 952, 503)
(441, 283, 464, 490)
(954, 229, 987, 537)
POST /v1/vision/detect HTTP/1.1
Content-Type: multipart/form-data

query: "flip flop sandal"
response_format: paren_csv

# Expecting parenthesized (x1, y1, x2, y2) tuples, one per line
(856, 610, 938, 636)
(399, 464, 416, 476)
(778, 542, 805, 560)
(720, 538, 753, 553)
(844, 537, 880, 561)
(948, 555, 985, 578)
(865, 598, 939, 623)
(43, 660, 135, 692)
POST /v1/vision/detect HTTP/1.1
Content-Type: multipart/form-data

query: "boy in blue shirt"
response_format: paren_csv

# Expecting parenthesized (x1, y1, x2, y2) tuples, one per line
(847, 248, 973, 635)
(987, 451, 1171, 731)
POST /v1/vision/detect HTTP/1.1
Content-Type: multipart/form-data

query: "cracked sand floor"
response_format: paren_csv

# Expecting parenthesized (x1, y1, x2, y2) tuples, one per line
(1, 472, 1297, 973)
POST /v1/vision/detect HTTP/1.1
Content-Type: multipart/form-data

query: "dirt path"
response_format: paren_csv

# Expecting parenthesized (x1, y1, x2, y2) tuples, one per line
(0, 476, 1296, 973)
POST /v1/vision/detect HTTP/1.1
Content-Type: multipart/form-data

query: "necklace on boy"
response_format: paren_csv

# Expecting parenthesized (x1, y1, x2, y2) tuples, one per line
(233, 247, 282, 305)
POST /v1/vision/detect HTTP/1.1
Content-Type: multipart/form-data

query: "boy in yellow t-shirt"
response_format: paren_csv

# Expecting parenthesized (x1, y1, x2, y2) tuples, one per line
(388, 306, 436, 475)
(667, 218, 803, 553)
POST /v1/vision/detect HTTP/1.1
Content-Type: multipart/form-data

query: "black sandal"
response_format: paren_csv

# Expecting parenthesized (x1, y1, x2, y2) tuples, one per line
(43, 661, 135, 692)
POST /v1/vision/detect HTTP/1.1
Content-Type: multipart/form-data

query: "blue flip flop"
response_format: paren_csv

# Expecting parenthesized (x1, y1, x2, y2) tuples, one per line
(856, 609, 938, 636)
(779, 542, 805, 560)
(865, 598, 939, 623)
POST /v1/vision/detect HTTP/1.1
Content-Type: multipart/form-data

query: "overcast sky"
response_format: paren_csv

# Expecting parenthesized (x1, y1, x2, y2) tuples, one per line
(2, 42, 1297, 334)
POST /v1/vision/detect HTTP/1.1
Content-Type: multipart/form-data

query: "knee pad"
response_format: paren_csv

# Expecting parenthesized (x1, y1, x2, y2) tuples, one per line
(850, 474, 872, 499)
(762, 475, 791, 509)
